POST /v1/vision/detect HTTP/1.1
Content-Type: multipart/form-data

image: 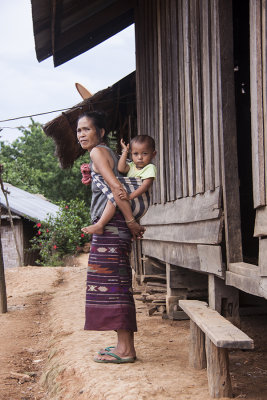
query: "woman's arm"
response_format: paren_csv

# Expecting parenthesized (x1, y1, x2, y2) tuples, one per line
(90, 147, 145, 239)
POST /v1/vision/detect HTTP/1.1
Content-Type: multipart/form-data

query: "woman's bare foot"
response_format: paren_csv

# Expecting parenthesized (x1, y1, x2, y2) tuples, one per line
(81, 223, 104, 235)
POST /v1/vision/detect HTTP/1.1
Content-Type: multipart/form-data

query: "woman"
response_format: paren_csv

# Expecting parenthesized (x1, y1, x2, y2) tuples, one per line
(77, 111, 144, 363)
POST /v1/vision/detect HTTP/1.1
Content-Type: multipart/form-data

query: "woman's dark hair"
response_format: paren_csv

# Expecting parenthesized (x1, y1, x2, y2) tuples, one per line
(77, 111, 109, 144)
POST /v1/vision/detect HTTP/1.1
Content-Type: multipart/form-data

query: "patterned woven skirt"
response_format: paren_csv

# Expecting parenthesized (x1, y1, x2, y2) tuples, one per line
(84, 211, 137, 332)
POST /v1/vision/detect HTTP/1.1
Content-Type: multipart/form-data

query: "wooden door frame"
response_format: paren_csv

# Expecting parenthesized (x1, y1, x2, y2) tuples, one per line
(218, 0, 243, 266)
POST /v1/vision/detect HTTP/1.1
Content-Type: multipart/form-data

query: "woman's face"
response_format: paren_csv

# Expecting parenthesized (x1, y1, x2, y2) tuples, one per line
(77, 117, 102, 151)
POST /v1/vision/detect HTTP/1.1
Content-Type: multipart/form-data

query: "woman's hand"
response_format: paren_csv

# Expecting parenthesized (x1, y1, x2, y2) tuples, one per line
(127, 220, 145, 240)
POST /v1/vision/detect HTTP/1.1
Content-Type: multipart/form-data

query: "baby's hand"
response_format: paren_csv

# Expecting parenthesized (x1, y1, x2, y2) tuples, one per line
(120, 138, 129, 153)
(119, 190, 130, 201)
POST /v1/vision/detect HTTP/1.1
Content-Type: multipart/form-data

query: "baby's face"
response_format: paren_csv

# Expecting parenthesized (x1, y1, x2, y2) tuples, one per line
(131, 142, 156, 170)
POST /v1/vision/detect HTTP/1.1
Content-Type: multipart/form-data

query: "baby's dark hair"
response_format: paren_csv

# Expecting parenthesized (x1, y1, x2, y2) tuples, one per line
(130, 135, 155, 151)
(77, 111, 109, 144)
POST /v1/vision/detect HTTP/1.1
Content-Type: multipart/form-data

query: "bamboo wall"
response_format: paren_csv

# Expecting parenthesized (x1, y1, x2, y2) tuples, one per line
(135, 0, 223, 205)
(135, 0, 241, 276)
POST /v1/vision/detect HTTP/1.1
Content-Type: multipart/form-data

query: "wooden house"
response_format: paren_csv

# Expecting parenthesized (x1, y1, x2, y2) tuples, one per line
(31, 0, 267, 320)
(0, 183, 59, 268)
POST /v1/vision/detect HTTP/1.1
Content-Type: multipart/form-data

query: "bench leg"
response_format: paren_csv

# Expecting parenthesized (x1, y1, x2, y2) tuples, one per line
(205, 336, 233, 398)
(189, 320, 206, 369)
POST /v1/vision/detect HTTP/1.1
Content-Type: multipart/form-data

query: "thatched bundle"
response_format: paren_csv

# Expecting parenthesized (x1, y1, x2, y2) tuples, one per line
(43, 72, 136, 168)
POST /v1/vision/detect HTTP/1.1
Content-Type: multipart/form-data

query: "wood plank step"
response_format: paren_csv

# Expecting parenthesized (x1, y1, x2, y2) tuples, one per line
(229, 262, 260, 278)
(179, 300, 254, 349)
(226, 271, 267, 299)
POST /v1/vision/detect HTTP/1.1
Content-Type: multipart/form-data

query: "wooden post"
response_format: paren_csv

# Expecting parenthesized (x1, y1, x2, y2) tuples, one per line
(166, 263, 186, 316)
(205, 336, 233, 398)
(0, 175, 23, 267)
(0, 203, 7, 314)
(189, 320, 206, 369)
(209, 274, 239, 325)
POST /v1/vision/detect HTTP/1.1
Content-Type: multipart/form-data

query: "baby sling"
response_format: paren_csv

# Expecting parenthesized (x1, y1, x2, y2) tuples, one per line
(91, 170, 151, 220)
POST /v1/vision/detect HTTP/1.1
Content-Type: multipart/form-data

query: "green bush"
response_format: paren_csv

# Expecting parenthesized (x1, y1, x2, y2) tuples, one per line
(30, 199, 90, 266)
(1, 120, 91, 206)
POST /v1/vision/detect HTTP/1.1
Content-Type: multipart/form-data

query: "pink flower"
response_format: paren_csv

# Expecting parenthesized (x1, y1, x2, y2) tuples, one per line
(37, 230, 41, 235)
(81, 233, 85, 238)
(80, 163, 92, 185)
(65, 205, 69, 209)
(46, 229, 49, 233)
(53, 245, 57, 249)
(36, 223, 41, 228)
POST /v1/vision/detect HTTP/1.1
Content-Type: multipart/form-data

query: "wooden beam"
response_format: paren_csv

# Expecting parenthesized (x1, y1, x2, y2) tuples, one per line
(141, 186, 222, 225)
(142, 240, 200, 271)
(259, 237, 267, 276)
(262, 0, 267, 205)
(197, 245, 223, 276)
(250, 0, 265, 207)
(143, 219, 223, 245)
(254, 206, 267, 236)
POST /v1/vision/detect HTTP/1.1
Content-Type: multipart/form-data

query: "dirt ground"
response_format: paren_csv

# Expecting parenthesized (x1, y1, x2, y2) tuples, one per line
(1, 254, 267, 400)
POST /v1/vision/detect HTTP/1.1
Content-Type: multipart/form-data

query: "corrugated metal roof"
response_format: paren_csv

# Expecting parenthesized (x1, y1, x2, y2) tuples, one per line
(0, 183, 59, 222)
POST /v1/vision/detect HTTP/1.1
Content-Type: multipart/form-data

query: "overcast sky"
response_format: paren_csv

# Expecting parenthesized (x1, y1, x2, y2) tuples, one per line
(0, 1, 135, 143)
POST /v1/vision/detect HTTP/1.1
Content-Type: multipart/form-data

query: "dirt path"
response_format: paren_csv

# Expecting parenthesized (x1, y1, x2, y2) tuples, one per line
(1, 254, 267, 400)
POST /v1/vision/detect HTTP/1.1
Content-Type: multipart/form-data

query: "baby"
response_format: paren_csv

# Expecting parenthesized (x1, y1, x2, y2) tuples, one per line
(81, 135, 157, 235)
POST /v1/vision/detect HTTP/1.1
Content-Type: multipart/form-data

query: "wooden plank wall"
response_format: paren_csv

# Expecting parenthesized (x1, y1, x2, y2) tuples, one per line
(135, 0, 228, 274)
(135, 0, 222, 205)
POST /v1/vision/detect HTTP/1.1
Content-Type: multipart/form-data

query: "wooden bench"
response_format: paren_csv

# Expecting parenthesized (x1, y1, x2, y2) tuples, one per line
(179, 300, 254, 398)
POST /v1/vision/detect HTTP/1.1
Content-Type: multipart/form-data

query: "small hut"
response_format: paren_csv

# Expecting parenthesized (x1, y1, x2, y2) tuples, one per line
(0, 183, 59, 268)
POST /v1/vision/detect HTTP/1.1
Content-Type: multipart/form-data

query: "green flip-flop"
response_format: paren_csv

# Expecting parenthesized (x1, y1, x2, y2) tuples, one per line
(98, 346, 115, 355)
(94, 351, 136, 364)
